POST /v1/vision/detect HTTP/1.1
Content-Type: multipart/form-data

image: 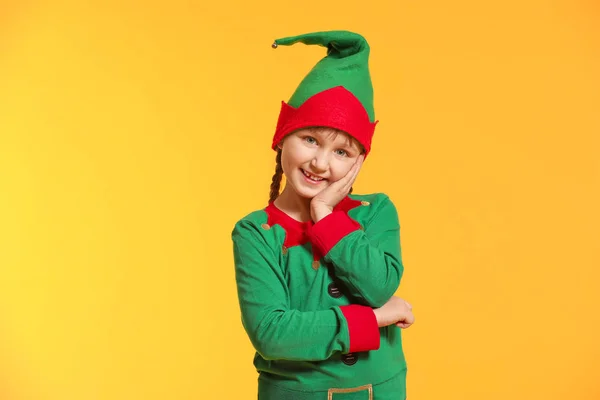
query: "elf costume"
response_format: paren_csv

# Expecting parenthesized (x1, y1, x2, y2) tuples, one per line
(232, 31, 407, 399)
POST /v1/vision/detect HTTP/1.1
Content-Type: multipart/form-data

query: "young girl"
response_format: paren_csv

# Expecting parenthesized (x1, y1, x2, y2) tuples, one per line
(232, 30, 414, 400)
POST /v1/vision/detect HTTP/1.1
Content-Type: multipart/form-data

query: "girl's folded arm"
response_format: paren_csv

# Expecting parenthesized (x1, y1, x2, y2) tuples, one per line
(233, 220, 381, 361)
(308, 195, 404, 308)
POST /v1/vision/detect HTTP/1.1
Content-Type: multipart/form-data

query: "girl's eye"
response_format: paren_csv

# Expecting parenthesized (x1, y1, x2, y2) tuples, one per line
(335, 149, 348, 157)
(305, 137, 317, 145)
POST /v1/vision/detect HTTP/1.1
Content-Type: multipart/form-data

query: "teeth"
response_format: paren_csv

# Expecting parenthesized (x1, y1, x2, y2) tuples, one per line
(303, 169, 324, 181)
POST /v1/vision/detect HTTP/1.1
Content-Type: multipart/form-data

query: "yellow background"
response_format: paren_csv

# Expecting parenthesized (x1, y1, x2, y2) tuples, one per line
(1, 0, 599, 399)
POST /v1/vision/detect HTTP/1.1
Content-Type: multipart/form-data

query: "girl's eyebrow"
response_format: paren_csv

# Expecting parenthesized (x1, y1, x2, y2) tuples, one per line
(312, 128, 359, 150)
(323, 130, 351, 146)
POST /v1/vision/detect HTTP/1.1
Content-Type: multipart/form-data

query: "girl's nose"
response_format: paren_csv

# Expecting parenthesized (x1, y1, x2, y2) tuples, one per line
(311, 152, 329, 173)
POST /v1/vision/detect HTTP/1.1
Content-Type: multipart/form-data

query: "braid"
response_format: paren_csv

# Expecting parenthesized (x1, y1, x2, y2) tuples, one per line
(269, 149, 283, 203)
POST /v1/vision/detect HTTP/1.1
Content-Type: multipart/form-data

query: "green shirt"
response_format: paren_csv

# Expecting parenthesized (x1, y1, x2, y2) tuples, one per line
(232, 193, 407, 396)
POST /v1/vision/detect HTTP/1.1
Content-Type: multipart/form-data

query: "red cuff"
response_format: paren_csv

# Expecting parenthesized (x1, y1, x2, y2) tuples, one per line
(308, 211, 361, 256)
(340, 305, 380, 353)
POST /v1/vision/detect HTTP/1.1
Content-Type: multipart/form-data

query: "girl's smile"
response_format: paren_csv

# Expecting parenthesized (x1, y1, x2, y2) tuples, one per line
(278, 127, 363, 200)
(301, 168, 327, 184)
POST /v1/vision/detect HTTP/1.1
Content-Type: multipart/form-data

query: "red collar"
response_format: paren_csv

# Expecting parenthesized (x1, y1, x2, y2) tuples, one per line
(265, 196, 362, 249)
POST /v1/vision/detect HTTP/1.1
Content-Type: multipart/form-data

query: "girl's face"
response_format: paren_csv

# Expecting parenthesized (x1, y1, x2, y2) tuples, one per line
(279, 127, 363, 199)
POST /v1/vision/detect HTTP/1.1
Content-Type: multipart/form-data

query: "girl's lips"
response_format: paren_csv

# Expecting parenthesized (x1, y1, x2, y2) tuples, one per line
(301, 169, 326, 184)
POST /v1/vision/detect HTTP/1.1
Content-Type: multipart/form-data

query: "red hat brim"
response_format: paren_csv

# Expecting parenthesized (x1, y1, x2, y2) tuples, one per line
(272, 86, 377, 155)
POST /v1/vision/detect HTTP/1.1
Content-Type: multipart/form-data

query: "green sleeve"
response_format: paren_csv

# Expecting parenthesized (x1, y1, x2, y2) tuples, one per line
(308, 195, 404, 308)
(232, 220, 380, 361)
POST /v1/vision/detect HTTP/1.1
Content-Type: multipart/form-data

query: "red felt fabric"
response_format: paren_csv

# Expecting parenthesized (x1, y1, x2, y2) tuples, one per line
(265, 196, 362, 252)
(271, 86, 377, 155)
(307, 211, 361, 257)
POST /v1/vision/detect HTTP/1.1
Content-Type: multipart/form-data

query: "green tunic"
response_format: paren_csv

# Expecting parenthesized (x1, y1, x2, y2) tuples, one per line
(232, 193, 407, 399)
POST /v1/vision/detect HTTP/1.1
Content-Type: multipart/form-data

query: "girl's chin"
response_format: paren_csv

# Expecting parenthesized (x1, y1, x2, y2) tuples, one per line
(291, 182, 324, 199)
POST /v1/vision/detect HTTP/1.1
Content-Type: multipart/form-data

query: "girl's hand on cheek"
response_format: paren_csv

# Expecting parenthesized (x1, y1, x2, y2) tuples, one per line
(310, 155, 364, 222)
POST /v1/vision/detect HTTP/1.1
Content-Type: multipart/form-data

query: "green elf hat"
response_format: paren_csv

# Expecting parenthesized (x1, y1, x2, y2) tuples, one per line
(271, 30, 378, 155)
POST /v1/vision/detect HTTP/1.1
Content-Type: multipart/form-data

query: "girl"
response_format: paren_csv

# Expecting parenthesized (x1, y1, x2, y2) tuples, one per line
(232, 31, 414, 400)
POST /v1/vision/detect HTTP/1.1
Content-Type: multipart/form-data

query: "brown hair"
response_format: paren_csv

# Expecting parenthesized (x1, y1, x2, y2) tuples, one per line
(269, 149, 284, 203)
(268, 147, 353, 204)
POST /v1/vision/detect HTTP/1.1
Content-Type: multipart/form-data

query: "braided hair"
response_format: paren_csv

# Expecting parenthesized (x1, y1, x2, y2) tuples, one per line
(269, 149, 284, 203)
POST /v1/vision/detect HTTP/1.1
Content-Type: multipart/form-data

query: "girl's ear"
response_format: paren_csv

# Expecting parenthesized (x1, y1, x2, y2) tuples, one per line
(277, 143, 283, 150)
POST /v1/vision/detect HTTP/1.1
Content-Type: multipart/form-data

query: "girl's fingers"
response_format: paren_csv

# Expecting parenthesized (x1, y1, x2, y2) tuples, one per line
(345, 156, 364, 188)
(396, 321, 413, 329)
(337, 169, 358, 193)
(340, 160, 360, 185)
(326, 155, 365, 195)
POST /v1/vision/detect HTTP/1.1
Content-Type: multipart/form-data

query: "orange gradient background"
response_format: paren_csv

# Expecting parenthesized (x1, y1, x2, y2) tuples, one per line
(1, 1, 599, 399)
